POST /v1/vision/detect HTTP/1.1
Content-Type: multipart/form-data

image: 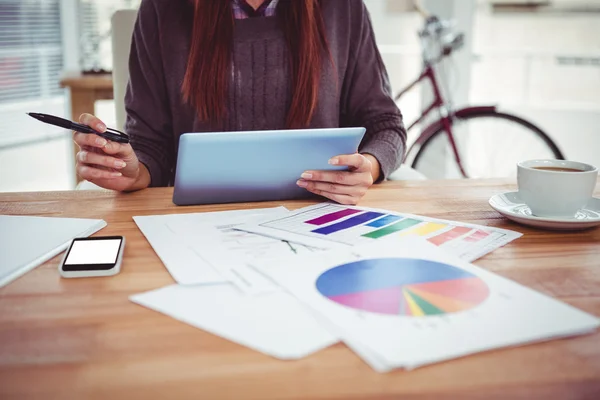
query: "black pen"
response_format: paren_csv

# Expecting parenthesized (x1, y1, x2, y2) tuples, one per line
(27, 112, 130, 144)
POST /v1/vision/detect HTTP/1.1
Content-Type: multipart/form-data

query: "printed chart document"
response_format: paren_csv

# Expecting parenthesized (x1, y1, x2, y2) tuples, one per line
(169, 217, 318, 294)
(133, 207, 288, 285)
(130, 283, 338, 360)
(0, 215, 106, 287)
(253, 236, 599, 371)
(238, 203, 523, 262)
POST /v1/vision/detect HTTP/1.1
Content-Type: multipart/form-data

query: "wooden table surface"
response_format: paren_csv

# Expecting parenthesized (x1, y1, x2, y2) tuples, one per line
(1, 179, 599, 399)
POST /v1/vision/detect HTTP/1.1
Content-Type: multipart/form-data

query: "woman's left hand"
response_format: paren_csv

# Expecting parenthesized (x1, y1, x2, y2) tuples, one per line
(297, 153, 380, 205)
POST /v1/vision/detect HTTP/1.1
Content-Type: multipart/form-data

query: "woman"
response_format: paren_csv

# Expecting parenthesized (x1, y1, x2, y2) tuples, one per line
(74, 0, 406, 205)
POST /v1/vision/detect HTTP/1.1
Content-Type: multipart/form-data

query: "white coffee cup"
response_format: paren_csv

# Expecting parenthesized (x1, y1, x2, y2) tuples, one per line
(517, 159, 598, 218)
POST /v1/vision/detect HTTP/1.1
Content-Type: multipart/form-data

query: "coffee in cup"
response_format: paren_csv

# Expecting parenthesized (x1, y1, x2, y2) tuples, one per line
(531, 166, 584, 173)
(517, 159, 598, 218)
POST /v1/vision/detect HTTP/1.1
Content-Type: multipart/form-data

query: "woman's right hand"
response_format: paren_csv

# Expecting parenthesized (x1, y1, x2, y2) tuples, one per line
(74, 113, 149, 191)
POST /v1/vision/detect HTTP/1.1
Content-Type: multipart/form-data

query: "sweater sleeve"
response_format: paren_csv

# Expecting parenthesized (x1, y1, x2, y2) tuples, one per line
(124, 0, 175, 187)
(340, 1, 407, 181)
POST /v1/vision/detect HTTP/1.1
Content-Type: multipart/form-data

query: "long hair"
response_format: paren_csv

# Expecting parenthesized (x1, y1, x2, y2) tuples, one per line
(181, 0, 330, 129)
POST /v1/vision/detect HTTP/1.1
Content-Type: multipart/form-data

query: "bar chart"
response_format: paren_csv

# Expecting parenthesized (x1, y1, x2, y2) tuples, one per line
(241, 203, 522, 262)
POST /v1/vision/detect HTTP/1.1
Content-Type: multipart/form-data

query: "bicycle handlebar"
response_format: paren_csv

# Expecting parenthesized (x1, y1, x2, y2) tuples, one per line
(441, 32, 464, 57)
(414, 0, 465, 64)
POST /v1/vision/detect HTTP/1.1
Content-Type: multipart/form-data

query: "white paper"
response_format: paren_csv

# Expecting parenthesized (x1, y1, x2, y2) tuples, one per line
(0, 215, 106, 287)
(133, 207, 288, 285)
(169, 214, 319, 295)
(237, 203, 523, 262)
(130, 283, 338, 360)
(292, 300, 394, 372)
(253, 236, 600, 371)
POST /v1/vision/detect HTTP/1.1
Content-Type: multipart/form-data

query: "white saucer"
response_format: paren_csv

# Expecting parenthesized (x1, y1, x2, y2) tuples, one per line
(489, 192, 600, 230)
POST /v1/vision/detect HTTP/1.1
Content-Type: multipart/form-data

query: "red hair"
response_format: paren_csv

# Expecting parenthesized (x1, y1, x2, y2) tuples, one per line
(182, 0, 330, 129)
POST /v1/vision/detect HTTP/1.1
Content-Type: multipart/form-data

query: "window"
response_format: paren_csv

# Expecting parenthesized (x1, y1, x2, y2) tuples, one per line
(0, 0, 142, 149)
(0, 0, 142, 192)
(0, 0, 64, 149)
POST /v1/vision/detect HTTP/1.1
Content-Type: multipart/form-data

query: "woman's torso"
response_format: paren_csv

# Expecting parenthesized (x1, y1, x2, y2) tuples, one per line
(151, 0, 358, 151)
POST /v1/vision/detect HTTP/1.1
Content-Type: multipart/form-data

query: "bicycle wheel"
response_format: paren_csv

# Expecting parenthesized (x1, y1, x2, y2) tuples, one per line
(410, 109, 565, 179)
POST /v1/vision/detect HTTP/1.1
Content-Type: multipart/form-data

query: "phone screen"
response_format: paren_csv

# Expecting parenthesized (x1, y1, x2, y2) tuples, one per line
(63, 237, 123, 271)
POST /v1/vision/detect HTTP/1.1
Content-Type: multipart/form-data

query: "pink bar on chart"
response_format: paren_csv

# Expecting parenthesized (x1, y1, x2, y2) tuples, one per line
(305, 208, 362, 225)
(463, 229, 490, 243)
(428, 226, 472, 246)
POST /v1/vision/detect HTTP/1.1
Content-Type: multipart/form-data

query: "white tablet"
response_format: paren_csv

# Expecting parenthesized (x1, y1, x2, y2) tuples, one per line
(172, 127, 366, 205)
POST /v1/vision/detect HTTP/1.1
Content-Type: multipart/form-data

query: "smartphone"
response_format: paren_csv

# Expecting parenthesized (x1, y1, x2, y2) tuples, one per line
(59, 236, 125, 278)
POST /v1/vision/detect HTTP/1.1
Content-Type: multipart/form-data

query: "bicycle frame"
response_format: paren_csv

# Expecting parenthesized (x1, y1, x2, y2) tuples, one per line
(393, 9, 562, 178)
(395, 63, 469, 177)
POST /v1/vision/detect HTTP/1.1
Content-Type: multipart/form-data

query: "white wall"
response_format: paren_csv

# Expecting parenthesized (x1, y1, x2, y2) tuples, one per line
(363, 0, 423, 135)
(471, 3, 600, 167)
(511, 107, 600, 166)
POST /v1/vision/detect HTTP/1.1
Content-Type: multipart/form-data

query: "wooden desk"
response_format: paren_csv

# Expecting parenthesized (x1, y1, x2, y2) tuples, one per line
(60, 72, 114, 185)
(1, 179, 599, 399)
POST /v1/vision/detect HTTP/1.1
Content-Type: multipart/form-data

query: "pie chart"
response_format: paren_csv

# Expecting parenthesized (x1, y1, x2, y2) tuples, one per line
(315, 258, 490, 316)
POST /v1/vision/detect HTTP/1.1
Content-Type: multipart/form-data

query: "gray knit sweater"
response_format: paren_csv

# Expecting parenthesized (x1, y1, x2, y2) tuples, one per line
(125, 0, 407, 186)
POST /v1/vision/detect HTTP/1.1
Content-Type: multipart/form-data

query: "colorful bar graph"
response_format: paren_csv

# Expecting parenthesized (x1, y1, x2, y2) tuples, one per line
(401, 222, 447, 237)
(428, 226, 472, 246)
(464, 230, 490, 243)
(366, 215, 402, 228)
(305, 208, 361, 225)
(362, 218, 422, 239)
(311, 212, 385, 235)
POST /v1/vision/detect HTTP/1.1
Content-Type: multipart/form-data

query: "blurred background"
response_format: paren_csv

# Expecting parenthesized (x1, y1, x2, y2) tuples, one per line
(0, 0, 599, 191)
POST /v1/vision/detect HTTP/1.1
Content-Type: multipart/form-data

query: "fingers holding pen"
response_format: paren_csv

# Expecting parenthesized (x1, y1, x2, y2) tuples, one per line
(73, 115, 130, 156)
(73, 114, 107, 149)
(76, 145, 123, 180)
(76, 164, 122, 180)
(68, 113, 141, 188)
(77, 149, 127, 170)
(73, 131, 109, 149)
(73, 132, 129, 156)
(79, 113, 107, 132)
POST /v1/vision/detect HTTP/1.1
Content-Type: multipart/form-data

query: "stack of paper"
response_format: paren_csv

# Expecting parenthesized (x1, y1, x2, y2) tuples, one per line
(130, 202, 598, 371)
(252, 237, 600, 371)
(0, 215, 106, 287)
(193, 202, 523, 296)
(132, 207, 337, 360)
(133, 207, 290, 285)
(167, 216, 317, 295)
(131, 284, 337, 359)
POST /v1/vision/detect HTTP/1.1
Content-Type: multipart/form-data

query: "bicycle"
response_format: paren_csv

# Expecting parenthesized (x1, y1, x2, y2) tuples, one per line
(396, 1, 565, 179)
